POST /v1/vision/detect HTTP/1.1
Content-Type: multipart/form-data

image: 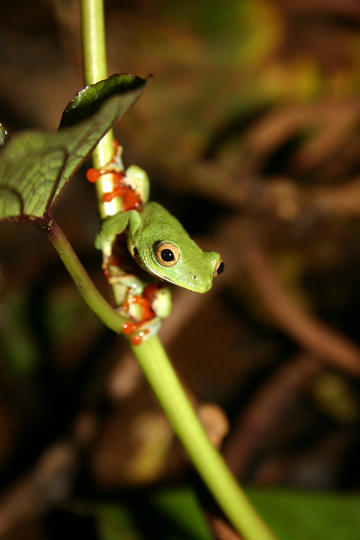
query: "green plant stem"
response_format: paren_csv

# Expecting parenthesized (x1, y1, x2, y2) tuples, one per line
(48, 216, 276, 540)
(134, 337, 276, 540)
(47, 219, 126, 333)
(79, 1, 277, 539)
(80, 0, 120, 218)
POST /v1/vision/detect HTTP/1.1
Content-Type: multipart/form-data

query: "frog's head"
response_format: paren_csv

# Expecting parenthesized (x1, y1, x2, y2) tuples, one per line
(148, 240, 223, 293)
(131, 205, 224, 293)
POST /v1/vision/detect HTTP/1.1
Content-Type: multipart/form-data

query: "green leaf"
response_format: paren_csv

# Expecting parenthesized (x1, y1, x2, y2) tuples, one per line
(97, 506, 141, 540)
(0, 123, 8, 146)
(60, 73, 151, 128)
(247, 488, 360, 540)
(95, 486, 212, 540)
(1, 291, 39, 374)
(150, 487, 213, 540)
(0, 74, 147, 225)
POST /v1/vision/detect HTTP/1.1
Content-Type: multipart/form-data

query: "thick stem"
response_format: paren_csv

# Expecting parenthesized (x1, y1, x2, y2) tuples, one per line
(80, 0, 121, 217)
(47, 220, 126, 333)
(134, 337, 276, 540)
(79, 1, 277, 538)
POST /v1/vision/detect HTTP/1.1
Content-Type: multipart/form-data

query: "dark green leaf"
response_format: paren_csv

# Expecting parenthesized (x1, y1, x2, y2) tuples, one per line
(150, 487, 212, 540)
(0, 123, 8, 146)
(0, 74, 147, 225)
(95, 486, 212, 540)
(97, 506, 141, 540)
(1, 291, 39, 374)
(60, 73, 151, 128)
(248, 488, 360, 540)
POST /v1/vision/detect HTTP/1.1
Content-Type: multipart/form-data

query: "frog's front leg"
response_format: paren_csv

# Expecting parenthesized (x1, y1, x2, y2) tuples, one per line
(95, 210, 141, 281)
(123, 317, 163, 346)
(95, 210, 140, 253)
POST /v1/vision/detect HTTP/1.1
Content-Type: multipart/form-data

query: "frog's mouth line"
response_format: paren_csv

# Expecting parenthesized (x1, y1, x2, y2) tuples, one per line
(131, 247, 171, 284)
(131, 246, 143, 266)
(131, 246, 214, 292)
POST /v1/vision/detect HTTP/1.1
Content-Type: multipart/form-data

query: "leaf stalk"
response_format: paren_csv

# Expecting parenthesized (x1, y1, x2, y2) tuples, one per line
(47, 219, 126, 332)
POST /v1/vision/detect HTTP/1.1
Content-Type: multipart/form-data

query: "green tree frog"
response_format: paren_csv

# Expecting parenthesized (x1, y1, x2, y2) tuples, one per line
(90, 144, 224, 345)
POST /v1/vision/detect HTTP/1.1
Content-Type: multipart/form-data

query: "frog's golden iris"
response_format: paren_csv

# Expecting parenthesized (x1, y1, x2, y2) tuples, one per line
(154, 241, 180, 267)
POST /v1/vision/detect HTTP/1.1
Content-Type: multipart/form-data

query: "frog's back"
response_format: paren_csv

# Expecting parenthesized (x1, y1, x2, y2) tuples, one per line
(140, 201, 183, 232)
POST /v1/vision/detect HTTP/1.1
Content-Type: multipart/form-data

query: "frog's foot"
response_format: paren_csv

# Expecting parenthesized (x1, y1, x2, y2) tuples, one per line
(119, 286, 167, 345)
(122, 293, 154, 323)
(87, 167, 141, 209)
(85, 140, 142, 210)
(122, 316, 162, 345)
(86, 140, 124, 182)
(102, 175, 142, 209)
(101, 253, 116, 281)
(100, 253, 128, 286)
(143, 283, 172, 319)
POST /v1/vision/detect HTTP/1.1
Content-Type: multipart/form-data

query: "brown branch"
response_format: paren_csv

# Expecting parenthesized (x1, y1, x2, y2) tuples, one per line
(224, 354, 321, 477)
(210, 515, 244, 540)
(306, 179, 360, 218)
(146, 155, 360, 223)
(0, 411, 98, 538)
(127, 97, 360, 220)
(180, 160, 360, 221)
(245, 244, 360, 375)
(0, 442, 76, 538)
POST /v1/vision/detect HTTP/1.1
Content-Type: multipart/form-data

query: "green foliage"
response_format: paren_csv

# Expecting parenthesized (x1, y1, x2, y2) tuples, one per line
(60, 73, 149, 128)
(0, 74, 147, 225)
(45, 287, 97, 344)
(96, 487, 212, 540)
(98, 506, 140, 540)
(0, 291, 39, 374)
(91, 487, 360, 539)
(149, 487, 213, 540)
(248, 489, 360, 540)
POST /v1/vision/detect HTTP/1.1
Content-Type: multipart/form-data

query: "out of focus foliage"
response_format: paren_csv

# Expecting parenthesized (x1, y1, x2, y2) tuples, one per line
(1, 0, 360, 538)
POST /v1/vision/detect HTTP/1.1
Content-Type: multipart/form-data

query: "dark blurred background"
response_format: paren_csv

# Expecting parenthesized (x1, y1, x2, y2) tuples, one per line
(1, 0, 360, 538)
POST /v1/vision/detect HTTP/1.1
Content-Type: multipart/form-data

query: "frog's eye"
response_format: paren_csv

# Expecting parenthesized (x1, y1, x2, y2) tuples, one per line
(154, 242, 180, 267)
(214, 259, 224, 278)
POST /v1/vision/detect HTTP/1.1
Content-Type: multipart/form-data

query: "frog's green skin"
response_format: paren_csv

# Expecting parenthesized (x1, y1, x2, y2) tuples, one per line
(95, 162, 222, 343)
(124, 165, 150, 203)
(96, 202, 221, 293)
